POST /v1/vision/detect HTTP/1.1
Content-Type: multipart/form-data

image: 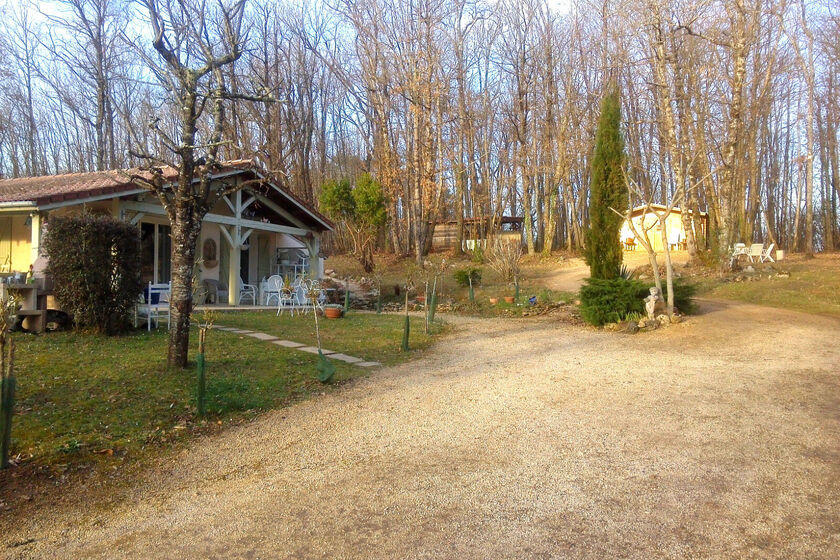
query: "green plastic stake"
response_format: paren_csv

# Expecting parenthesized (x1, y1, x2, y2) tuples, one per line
(1, 341, 15, 470)
(401, 291, 410, 352)
(317, 350, 336, 383)
(196, 329, 207, 418)
(428, 283, 438, 324)
(344, 283, 350, 313)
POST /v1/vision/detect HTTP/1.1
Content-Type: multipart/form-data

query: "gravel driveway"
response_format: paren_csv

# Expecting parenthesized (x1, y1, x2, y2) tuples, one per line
(6, 300, 840, 559)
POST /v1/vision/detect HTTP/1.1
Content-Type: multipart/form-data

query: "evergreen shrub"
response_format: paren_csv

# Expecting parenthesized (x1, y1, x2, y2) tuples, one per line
(453, 266, 482, 288)
(43, 213, 142, 334)
(579, 277, 647, 326)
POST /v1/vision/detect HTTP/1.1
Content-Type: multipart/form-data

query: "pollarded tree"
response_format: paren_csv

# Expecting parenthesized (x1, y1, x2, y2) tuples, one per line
(320, 173, 387, 273)
(585, 89, 627, 279)
(130, 0, 266, 368)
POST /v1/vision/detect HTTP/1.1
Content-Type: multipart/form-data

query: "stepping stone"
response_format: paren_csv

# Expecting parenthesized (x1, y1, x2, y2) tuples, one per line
(272, 340, 304, 348)
(214, 326, 237, 331)
(297, 346, 337, 355)
(230, 329, 253, 334)
(328, 353, 363, 364)
(247, 332, 279, 341)
(355, 361, 382, 368)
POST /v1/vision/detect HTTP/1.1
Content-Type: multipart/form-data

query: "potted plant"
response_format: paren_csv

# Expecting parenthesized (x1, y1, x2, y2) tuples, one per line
(324, 305, 343, 319)
(488, 297, 499, 305)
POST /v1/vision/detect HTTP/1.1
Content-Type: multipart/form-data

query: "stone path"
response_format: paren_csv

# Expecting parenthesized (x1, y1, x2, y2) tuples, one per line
(212, 325, 382, 368)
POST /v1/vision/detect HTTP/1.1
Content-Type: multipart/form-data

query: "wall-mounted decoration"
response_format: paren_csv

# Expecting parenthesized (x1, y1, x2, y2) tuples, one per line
(202, 238, 218, 268)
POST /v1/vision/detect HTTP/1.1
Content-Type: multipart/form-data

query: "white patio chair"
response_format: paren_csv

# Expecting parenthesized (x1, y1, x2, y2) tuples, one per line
(277, 288, 297, 316)
(264, 275, 284, 306)
(760, 243, 775, 263)
(291, 276, 308, 308)
(135, 281, 170, 331)
(747, 243, 764, 263)
(238, 277, 257, 305)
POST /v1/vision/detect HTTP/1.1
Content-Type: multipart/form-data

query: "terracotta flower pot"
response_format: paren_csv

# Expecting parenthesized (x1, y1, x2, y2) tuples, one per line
(488, 297, 499, 305)
(416, 295, 426, 303)
(503, 296, 515, 304)
(324, 307, 343, 319)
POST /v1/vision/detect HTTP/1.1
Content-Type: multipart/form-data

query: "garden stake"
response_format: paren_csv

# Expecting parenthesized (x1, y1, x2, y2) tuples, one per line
(402, 290, 410, 352)
(428, 277, 438, 325)
(312, 290, 335, 383)
(344, 278, 350, 313)
(468, 275, 474, 302)
(1, 340, 15, 469)
(196, 328, 206, 418)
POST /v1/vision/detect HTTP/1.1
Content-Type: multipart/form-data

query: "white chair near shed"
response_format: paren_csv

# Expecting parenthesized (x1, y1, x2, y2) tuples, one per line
(747, 243, 764, 263)
(135, 281, 170, 331)
(760, 243, 775, 263)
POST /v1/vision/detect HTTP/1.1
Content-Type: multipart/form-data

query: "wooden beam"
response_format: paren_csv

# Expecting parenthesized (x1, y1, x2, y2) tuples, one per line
(120, 201, 313, 237)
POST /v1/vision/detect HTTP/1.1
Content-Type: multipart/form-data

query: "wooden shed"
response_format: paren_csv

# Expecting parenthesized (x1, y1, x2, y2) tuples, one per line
(431, 216, 523, 251)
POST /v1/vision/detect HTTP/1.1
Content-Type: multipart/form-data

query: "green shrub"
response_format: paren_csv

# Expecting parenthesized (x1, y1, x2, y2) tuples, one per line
(670, 281, 697, 314)
(579, 277, 647, 326)
(470, 244, 485, 263)
(43, 213, 142, 334)
(454, 266, 482, 287)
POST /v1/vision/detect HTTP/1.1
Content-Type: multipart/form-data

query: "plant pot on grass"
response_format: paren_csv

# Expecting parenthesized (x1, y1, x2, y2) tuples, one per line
(503, 296, 515, 304)
(488, 297, 499, 305)
(324, 306, 343, 319)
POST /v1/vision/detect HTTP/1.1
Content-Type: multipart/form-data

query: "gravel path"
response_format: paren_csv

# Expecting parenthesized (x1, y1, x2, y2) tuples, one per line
(6, 300, 840, 559)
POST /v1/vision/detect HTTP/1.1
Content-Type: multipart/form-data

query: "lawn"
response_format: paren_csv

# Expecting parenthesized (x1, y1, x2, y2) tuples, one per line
(697, 253, 840, 317)
(4, 311, 438, 474)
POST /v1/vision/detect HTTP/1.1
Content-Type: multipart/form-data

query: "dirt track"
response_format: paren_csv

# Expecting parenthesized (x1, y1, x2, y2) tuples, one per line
(5, 298, 840, 559)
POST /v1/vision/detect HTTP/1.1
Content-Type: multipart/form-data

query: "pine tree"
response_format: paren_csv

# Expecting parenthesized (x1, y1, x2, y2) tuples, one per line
(585, 90, 628, 279)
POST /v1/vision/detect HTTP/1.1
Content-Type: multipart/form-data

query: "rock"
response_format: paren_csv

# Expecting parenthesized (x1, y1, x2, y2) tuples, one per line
(777, 272, 790, 278)
(622, 321, 639, 334)
(670, 314, 682, 324)
(656, 314, 670, 327)
(744, 265, 756, 273)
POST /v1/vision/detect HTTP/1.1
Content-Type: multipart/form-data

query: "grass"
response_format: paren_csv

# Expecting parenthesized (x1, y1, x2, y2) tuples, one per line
(4, 310, 438, 474)
(696, 254, 840, 318)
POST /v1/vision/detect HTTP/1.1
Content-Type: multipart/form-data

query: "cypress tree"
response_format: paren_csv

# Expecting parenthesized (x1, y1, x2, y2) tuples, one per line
(585, 90, 627, 279)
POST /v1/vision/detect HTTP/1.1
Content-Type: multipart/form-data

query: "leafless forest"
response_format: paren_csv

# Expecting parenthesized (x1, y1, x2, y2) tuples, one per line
(0, 0, 837, 260)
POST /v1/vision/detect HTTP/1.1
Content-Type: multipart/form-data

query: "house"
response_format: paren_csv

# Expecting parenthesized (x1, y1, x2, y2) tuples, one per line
(621, 204, 708, 252)
(431, 215, 523, 251)
(0, 160, 333, 306)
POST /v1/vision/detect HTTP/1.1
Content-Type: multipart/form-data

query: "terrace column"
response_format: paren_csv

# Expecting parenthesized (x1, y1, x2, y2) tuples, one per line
(228, 243, 240, 306)
(30, 212, 43, 265)
(305, 234, 322, 279)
